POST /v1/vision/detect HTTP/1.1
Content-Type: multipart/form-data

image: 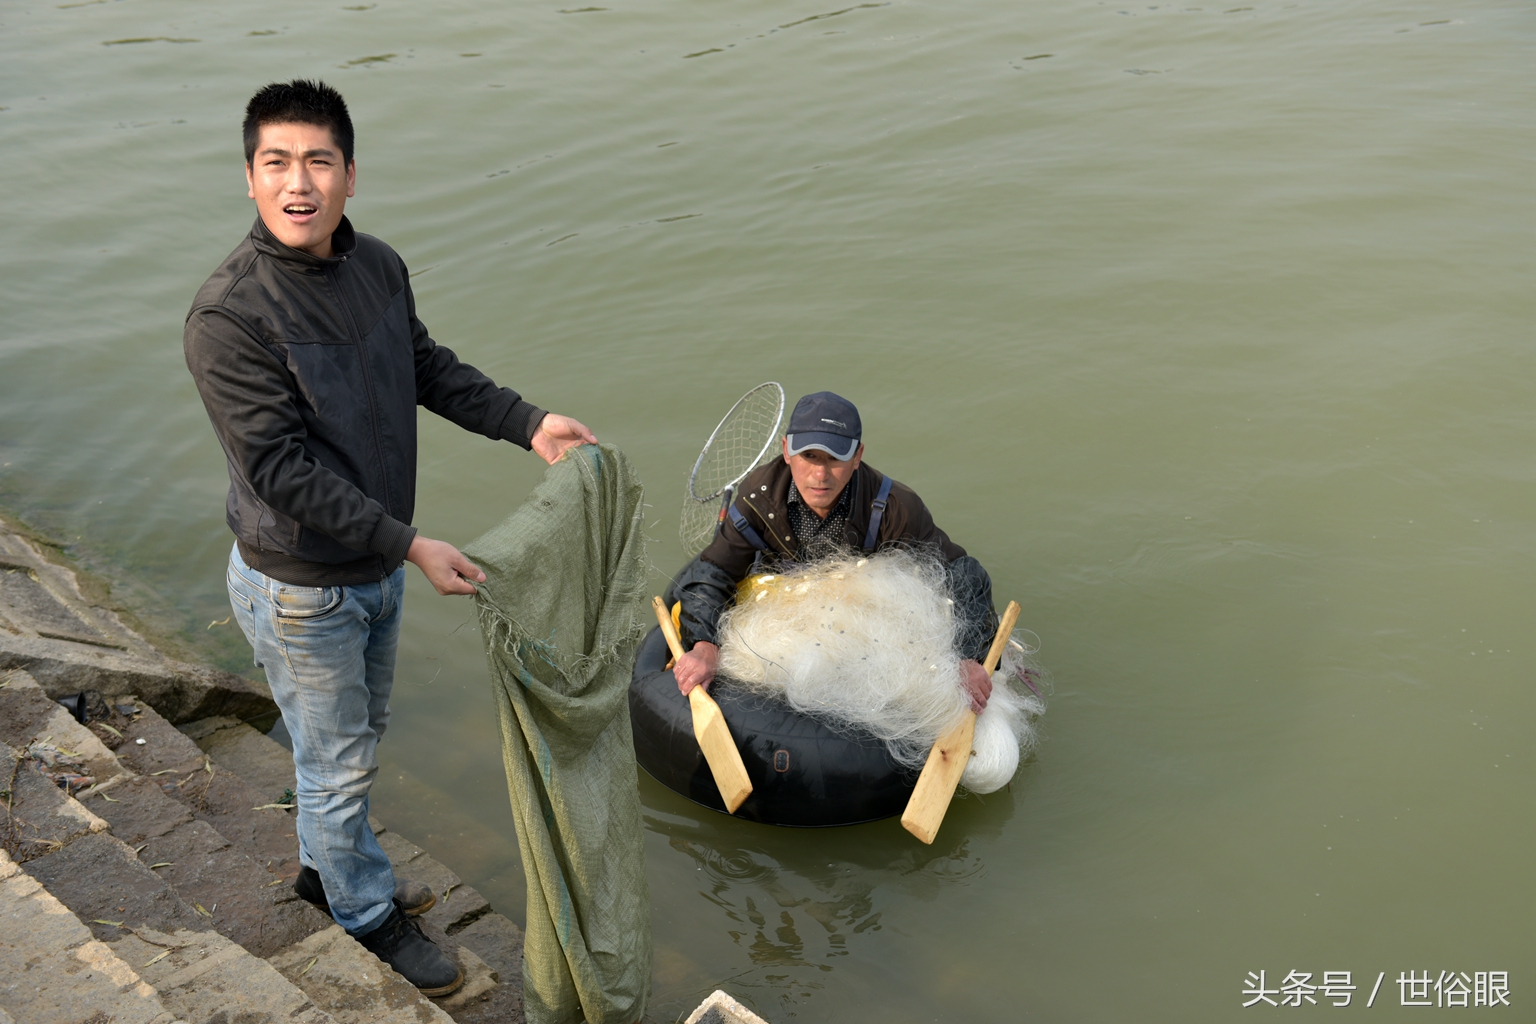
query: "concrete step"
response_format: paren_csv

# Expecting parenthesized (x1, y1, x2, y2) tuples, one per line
(109, 926, 336, 1024)
(0, 670, 119, 867)
(437, 912, 526, 1024)
(129, 816, 326, 957)
(177, 716, 516, 1020)
(0, 632, 264, 731)
(267, 924, 458, 1024)
(0, 669, 122, 783)
(4, 668, 520, 1022)
(434, 945, 500, 1013)
(0, 529, 160, 661)
(365, 820, 528, 1020)
(176, 718, 507, 938)
(179, 718, 295, 803)
(0, 849, 181, 1024)
(0, 519, 277, 726)
(371, 829, 491, 937)
(0, 670, 330, 958)
(78, 749, 327, 958)
(23, 831, 225, 945)
(2, 525, 526, 1022)
(111, 701, 303, 879)
(0, 742, 108, 865)
(17, 830, 343, 1024)
(16, 739, 466, 1024)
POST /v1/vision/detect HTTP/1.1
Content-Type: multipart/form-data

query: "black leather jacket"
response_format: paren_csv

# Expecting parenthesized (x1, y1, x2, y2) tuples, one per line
(184, 217, 546, 586)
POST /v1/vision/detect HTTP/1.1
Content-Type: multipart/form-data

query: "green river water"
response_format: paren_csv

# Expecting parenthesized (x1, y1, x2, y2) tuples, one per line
(3, 1, 1533, 1019)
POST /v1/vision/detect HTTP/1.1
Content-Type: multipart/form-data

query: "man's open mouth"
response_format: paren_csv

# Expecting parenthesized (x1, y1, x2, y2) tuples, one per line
(284, 204, 318, 216)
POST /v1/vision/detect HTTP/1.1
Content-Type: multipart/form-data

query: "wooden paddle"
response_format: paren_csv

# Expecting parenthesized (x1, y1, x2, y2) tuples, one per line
(652, 596, 754, 814)
(901, 600, 1022, 844)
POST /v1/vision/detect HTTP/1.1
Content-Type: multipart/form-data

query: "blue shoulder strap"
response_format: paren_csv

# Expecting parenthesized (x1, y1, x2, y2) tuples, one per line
(862, 474, 895, 552)
(727, 503, 770, 552)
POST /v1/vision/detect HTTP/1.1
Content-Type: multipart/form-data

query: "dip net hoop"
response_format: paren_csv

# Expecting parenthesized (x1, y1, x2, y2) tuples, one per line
(680, 382, 785, 557)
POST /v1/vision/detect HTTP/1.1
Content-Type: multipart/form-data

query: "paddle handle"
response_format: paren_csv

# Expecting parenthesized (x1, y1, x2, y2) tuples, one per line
(900, 600, 1022, 844)
(652, 596, 753, 813)
(654, 595, 688, 661)
(982, 600, 1022, 674)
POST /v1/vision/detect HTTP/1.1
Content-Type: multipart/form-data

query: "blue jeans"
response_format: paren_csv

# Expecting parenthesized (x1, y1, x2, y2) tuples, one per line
(226, 543, 402, 936)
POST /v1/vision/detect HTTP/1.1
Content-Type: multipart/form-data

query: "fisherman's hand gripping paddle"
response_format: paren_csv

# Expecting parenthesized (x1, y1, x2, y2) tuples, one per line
(901, 600, 1022, 844)
(653, 596, 754, 814)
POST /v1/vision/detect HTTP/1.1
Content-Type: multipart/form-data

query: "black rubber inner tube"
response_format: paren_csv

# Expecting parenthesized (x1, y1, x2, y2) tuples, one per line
(629, 621, 918, 828)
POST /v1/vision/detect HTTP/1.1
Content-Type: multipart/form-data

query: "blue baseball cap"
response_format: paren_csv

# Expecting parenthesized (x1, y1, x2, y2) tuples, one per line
(784, 392, 862, 461)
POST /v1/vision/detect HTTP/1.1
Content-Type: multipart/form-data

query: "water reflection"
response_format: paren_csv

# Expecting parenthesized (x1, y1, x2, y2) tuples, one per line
(641, 779, 1015, 1013)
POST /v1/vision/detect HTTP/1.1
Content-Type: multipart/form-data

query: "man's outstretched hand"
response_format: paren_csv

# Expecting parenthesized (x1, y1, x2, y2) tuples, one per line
(531, 413, 598, 465)
(406, 535, 485, 595)
(960, 658, 992, 713)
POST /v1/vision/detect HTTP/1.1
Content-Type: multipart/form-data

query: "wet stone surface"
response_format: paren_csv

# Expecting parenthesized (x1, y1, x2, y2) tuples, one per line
(23, 831, 207, 942)
(270, 924, 455, 1024)
(0, 566, 108, 644)
(135, 817, 326, 958)
(80, 774, 194, 845)
(1, 743, 108, 863)
(118, 706, 305, 880)
(0, 669, 75, 747)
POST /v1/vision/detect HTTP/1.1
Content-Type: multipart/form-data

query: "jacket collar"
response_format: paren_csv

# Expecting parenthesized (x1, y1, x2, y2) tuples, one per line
(745, 458, 875, 556)
(249, 214, 357, 269)
(787, 471, 858, 518)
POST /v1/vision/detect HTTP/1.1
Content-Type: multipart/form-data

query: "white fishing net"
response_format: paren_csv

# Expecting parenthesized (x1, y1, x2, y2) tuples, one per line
(715, 550, 1045, 794)
(679, 382, 785, 557)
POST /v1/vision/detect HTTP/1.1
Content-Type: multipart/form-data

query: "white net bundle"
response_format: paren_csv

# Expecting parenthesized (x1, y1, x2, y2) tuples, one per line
(715, 550, 1045, 794)
(679, 383, 785, 557)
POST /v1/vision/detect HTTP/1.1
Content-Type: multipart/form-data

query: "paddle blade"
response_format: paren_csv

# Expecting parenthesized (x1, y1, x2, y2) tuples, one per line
(900, 598, 1021, 844)
(690, 688, 754, 813)
(900, 711, 976, 844)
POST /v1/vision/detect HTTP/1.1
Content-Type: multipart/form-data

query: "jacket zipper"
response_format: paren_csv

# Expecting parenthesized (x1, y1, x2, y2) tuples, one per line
(328, 263, 394, 518)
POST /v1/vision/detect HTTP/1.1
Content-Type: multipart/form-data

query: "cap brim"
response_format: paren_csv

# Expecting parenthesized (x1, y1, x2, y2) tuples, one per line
(784, 432, 859, 461)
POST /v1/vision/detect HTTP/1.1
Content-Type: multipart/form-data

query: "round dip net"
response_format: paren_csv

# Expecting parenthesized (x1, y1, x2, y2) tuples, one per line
(715, 549, 1045, 794)
(679, 382, 785, 558)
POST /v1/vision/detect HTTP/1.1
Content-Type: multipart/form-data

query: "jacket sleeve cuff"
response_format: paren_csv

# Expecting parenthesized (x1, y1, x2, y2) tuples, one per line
(498, 400, 548, 450)
(369, 514, 418, 566)
(679, 612, 719, 648)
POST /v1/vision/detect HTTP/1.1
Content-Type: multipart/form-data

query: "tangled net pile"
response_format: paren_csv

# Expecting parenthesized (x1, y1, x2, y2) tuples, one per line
(716, 550, 1045, 794)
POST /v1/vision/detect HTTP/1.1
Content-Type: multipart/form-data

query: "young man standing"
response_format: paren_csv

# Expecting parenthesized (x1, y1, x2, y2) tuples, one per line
(184, 80, 594, 995)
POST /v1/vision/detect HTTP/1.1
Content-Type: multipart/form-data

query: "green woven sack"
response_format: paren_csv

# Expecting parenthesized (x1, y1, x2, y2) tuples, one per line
(465, 444, 651, 1024)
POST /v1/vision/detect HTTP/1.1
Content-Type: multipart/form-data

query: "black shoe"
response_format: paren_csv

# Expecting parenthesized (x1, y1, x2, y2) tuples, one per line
(356, 900, 464, 996)
(293, 866, 437, 917)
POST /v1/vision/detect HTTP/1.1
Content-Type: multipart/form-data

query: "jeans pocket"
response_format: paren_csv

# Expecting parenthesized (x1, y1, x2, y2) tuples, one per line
(227, 578, 254, 612)
(272, 584, 344, 620)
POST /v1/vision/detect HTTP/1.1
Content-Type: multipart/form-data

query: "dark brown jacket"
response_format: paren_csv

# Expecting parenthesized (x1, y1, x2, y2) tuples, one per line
(677, 457, 997, 660)
(698, 457, 966, 573)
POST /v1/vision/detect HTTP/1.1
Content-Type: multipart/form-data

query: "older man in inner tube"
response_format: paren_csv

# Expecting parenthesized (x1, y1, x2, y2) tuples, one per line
(673, 391, 998, 712)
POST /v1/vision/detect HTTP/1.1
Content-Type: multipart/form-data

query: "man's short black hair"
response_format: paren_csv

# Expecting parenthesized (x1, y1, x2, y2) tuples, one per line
(243, 79, 354, 167)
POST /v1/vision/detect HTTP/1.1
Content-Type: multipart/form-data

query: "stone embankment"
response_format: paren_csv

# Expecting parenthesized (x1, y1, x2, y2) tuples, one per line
(0, 516, 767, 1024)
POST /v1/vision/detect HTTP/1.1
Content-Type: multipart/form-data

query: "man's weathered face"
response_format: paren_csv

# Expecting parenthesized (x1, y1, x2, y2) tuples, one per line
(245, 122, 355, 258)
(782, 438, 863, 518)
